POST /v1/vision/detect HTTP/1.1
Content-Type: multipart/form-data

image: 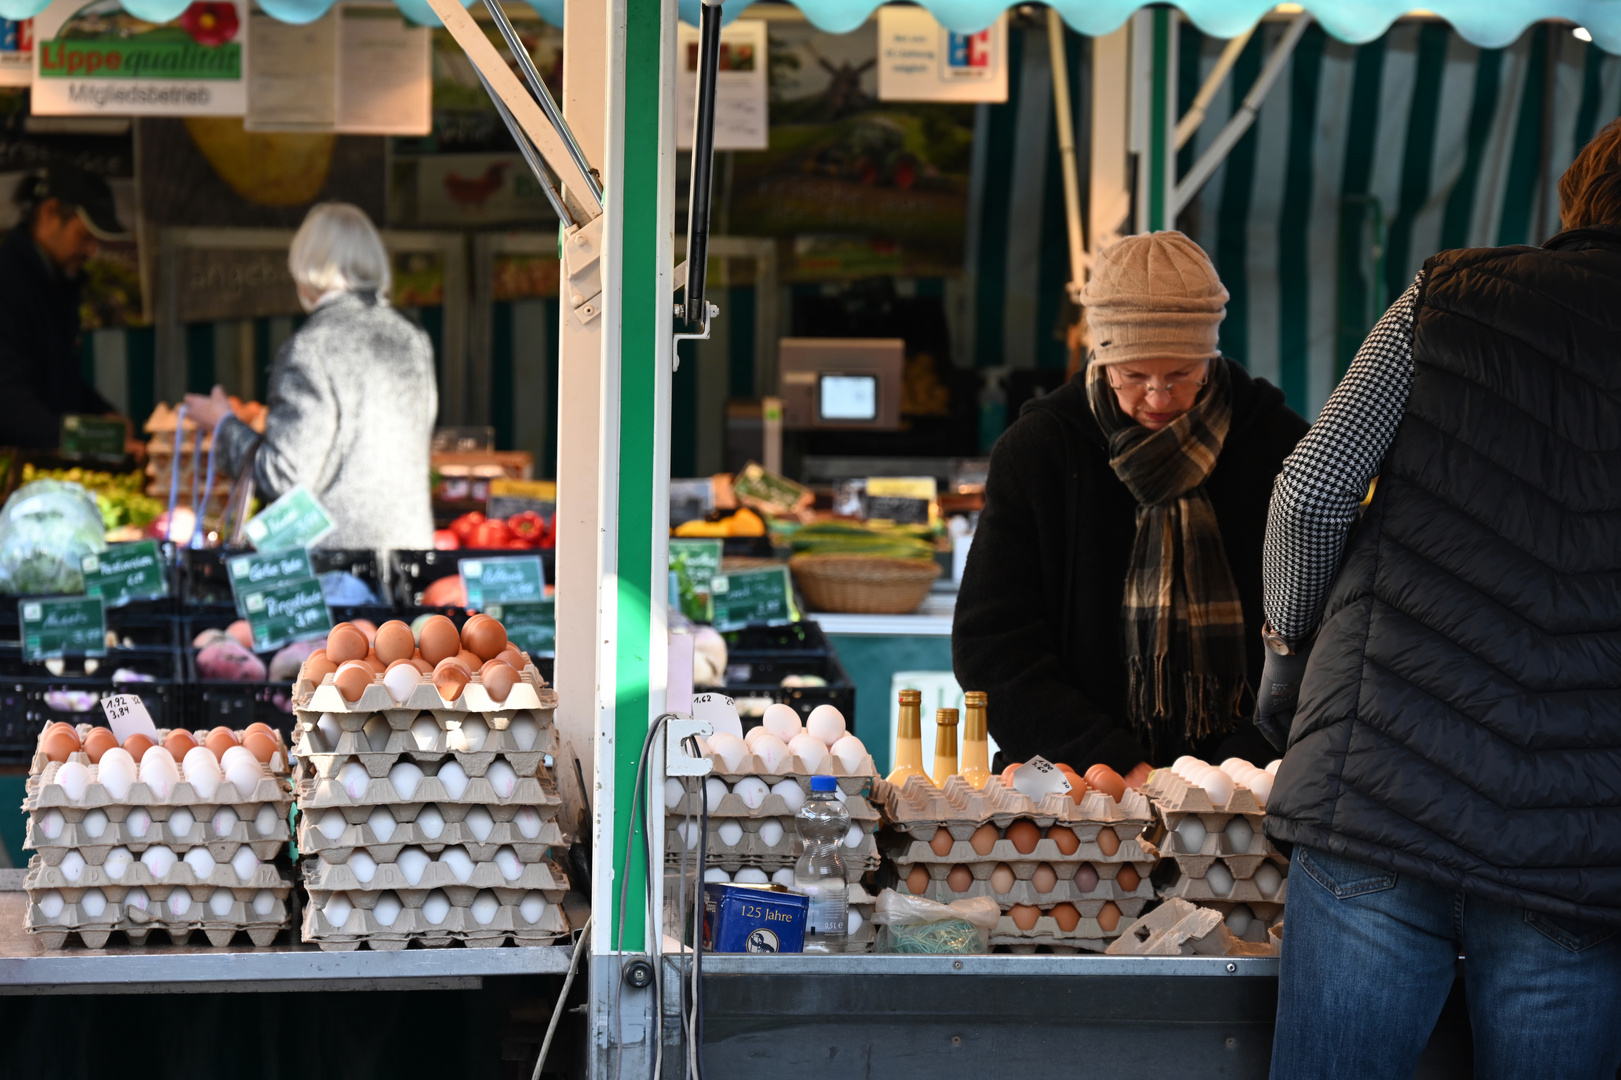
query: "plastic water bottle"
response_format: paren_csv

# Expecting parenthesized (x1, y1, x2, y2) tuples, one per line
(793, 775, 849, 953)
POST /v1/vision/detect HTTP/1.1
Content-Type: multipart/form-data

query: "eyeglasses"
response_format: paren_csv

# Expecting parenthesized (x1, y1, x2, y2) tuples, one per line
(1106, 365, 1210, 396)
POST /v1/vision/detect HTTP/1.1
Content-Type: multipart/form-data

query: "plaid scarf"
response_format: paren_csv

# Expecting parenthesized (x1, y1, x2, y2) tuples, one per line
(1086, 356, 1251, 758)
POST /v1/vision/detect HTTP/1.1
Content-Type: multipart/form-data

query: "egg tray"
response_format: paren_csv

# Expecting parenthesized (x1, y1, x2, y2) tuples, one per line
(1157, 865, 1289, 906)
(296, 812, 563, 863)
(26, 812, 290, 865)
(295, 740, 553, 781)
(1152, 809, 1280, 859)
(27, 725, 292, 780)
(27, 832, 287, 868)
(895, 865, 1156, 910)
(1140, 769, 1266, 816)
(1155, 839, 1289, 882)
(1103, 897, 1276, 957)
(876, 774, 1153, 836)
(27, 899, 294, 950)
(882, 828, 1154, 871)
(989, 910, 1139, 950)
(295, 768, 562, 811)
(26, 761, 292, 814)
(665, 807, 880, 848)
(301, 897, 569, 951)
(301, 852, 570, 895)
(703, 755, 878, 792)
(293, 702, 554, 753)
(668, 787, 879, 824)
(671, 851, 878, 882)
(293, 665, 555, 716)
(25, 853, 293, 895)
(665, 816, 879, 865)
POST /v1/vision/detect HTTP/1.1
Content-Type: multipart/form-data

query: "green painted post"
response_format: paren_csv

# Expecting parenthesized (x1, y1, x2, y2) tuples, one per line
(1147, 7, 1172, 230)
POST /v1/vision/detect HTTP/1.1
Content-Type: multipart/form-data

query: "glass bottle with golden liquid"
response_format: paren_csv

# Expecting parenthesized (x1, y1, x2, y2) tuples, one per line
(960, 691, 991, 789)
(886, 689, 927, 785)
(931, 707, 959, 788)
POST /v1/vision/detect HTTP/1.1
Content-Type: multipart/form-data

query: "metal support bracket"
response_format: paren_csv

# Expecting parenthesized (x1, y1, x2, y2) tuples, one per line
(665, 715, 714, 778)
(564, 216, 605, 326)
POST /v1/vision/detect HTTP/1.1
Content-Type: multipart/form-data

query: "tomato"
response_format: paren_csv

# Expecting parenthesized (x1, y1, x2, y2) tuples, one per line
(433, 529, 459, 550)
(450, 511, 485, 543)
(470, 519, 514, 549)
(508, 511, 546, 545)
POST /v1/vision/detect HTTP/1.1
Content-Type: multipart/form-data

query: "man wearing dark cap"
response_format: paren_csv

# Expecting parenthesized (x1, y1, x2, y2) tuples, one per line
(0, 164, 135, 449)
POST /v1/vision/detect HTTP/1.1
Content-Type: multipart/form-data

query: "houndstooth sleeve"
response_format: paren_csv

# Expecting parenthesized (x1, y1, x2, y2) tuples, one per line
(1262, 273, 1423, 641)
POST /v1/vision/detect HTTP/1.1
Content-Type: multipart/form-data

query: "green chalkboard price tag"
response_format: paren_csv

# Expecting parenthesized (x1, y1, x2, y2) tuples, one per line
(732, 462, 810, 516)
(460, 555, 545, 609)
(669, 539, 723, 622)
(60, 415, 127, 460)
(240, 577, 332, 653)
(243, 485, 335, 554)
(22, 596, 107, 660)
(228, 549, 316, 615)
(485, 600, 555, 656)
(709, 565, 799, 631)
(82, 541, 168, 607)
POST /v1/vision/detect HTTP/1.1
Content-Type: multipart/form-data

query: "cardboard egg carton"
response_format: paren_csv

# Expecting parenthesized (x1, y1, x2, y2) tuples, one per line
(876, 774, 1153, 837)
(294, 664, 555, 715)
(25, 852, 293, 894)
(26, 808, 290, 865)
(665, 814, 879, 867)
(296, 810, 563, 863)
(301, 851, 570, 895)
(295, 732, 553, 781)
(293, 701, 554, 749)
(668, 785, 878, 824)
(883, 824, 1154, 871)
(990, 910, 1139, 953)
(301, 891, 569, 950)
(26, 759, 292, 813)
(673, 849, 877, 882)
(896, 863, 1156, 910)
(295, 766, 562, 811)
(28, 724, 291, 779)
(1140, 768, 1267, 816)
(1157, 862, 1289, 906)
(26, 891, 294, 949)
(28, 830, 286, 868)
(1104, 897, 1277, 957)
(704, 754, 878, 793)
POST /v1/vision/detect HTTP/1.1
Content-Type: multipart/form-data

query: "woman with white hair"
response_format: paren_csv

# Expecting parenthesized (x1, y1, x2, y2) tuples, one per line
(185, 202, 437, 551)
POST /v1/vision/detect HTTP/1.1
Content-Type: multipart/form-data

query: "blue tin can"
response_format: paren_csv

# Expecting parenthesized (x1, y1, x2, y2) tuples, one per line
(703, 883, 807, 954)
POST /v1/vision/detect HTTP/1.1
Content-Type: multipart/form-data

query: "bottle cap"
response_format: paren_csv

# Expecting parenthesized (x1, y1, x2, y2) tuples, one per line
(899, 689, 921, 703)
(810, 775, 838, 792)
(935, 707, 959, 724)
(963, 691, 987, 706)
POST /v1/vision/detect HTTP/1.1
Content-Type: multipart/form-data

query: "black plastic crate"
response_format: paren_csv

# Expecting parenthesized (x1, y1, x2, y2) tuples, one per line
(180, 547, 384, 608)
(708, 621, 854, 723)
(390, 549, 555, 609)
(0, 668, 185, 764)
(722, 620, 833, 656)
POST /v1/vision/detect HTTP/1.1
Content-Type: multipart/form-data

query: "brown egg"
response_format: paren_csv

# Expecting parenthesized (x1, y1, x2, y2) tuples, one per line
(244, 722, 277, 741)
(362, 653, 387, 676)
(433, 658, 471, 702)
(1084, 763, 1127, 803)
(479, 659, 519, 703)
(929, 826, 955, 857)
(417, 616, 461, 665)
(83, 727, 119, 763)
(495, 645, 526, 671)
(1067, 777, 1090, 805)
(1096, 827, 1121, 857)
(334, 660, 375, 703)
(1096, 901, 1122, 933)
(164, 729, 199, 760)
(205, 726, 239, 759)
(453, 649, 481, 671)
(1050, 902, 1081, 932)
(1048, 825, 1080, 855)
(43, 728, 81, 762)
(1116, 864, 1141, 892)
(1005, 820, 1041, 855)
(462, 614, 508, 661)
(373, 621, 416, 665)
(1032, 863, 1058, 894)
(946, 864, 973, 892)
(123, 733, 155, 761)
(1009, 904, 1041, 931)
(351, 619, 378, 645)
(969, 823, 999, 856)
(905, 864, 931, 895)
(989, 863, 1016, 893)
(325, 623, 369, 664)
(301, 650, 338, 684)
(45, 721, 75, 736)
(1073, 863, 1099, 891)
(242, 730, 279, 764)
(410, 657, 434, 675)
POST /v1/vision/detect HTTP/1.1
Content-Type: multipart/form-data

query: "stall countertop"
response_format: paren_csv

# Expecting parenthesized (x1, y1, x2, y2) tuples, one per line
(810, 586, 956, 636)
(664, 948, 1279, 978)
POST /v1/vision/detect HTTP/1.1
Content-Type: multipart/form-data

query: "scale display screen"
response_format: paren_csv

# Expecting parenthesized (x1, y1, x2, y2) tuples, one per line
(818, 374, 878, 421)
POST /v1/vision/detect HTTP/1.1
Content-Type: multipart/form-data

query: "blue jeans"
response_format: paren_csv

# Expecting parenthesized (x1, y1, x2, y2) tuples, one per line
(1271, 846, 1621, 1080)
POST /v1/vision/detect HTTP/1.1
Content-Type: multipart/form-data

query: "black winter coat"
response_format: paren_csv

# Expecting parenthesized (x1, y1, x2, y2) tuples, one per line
(953, 359, 1308, 775)
(0, 226, 113, 448)
(1266, 230, 1621, 925)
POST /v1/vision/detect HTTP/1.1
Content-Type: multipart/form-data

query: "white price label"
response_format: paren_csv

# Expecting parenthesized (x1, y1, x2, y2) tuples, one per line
(690, 692, 742, 739)
(1011, 756, 1072, 801)
(101, 693, 159, 743)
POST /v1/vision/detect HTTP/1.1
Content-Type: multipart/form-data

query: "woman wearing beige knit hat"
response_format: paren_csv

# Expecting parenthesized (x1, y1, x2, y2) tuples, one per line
(954, 231, 1308, 783)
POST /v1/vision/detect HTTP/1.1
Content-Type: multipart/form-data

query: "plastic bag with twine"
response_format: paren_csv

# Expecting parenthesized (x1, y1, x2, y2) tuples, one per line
(873, 889, 1000, 955)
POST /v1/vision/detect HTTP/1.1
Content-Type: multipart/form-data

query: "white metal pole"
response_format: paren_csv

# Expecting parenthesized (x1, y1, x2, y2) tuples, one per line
(1046, 7, 1086, 295)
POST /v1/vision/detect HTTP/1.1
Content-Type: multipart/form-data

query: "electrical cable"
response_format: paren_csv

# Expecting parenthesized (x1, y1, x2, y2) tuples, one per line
(687, 769, 707, 1080)
(613, 714, 668, 1080)
(530, 913, 593, 1080)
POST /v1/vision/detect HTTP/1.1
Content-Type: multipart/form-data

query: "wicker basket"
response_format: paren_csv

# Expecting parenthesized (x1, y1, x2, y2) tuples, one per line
(789, 554, 941, 615)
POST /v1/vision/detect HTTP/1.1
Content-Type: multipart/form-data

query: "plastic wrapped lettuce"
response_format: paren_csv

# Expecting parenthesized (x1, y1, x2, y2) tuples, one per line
(0, 480, 109, 595)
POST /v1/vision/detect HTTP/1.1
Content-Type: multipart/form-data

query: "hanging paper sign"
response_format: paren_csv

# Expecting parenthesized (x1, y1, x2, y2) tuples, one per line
(877, 8, 1008, 104)
(0, 18, 33, 87)
(82, 540, 168, 607)
(460, 555, 545, 609)
(243, 484, 334, 553)
(21, 595, 106, 660)
(676, 19, 767, 151)
(864, 476, 937, 526)
(239, 576, 332, 653)
(484, 600, 554, 656)
(709, 565, 798, 631)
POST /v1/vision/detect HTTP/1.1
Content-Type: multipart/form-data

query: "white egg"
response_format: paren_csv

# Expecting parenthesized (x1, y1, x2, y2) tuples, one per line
(707, 732, 748, 773)
(472, 889, 500, 925)
(770, 778, 806, 813)
(717, 820, 744, 847)
(410, 714, 440, 752)
(519, 892, 547, 924)
(124, 887, 149, 913)
(761, 703, 803, 742)
(438, 760, 471, 800)
(742, 726, 770, 749)
(663, 777, 685, 810)
(509, 713, 540, 751)
(384, 663, 421, 704)
(184, 847, 216, 879)
(340, 761, 374, 800)
(787, 733, 829, 772)
(316, 712, 344, 752)
(386, 761, 423, 800)
(1266, 759, 1282, 775)
(751, 733, 790, 773)
(704, 777, 728, 812)
(164, 890, 190, 918)
(367, 806, 397, 842)
(514, 807, 543, 839)
(39, 809, 64, 840)
(140, 845, 177, 877)
(126, 807, 151, 837)
(1177, 817, 1208, 853)
(460, 716, 491, 753)
(416, 805, 446, 839)
(324, 891, 354, 929)
(1205, 861, 1235, 896)
(1198, 767, 1235, 808)
(252, 890, 276, 917)
(96, 751, 135, 800)
(211, 807, 238, 837)
(465, 806, 495, 843)
(495, 846, 523, 881)
(733, 868, 770, 884)
(169, 808, 196, 838)
(843, 823, 864, 849)
(220, 744, 259, 773)
(703, 868, 730, 883)
(1248, 772, 1274, 805)
(734, 776, 769, 810)
(1172, 756, 1207, 780)
(349, 850, 378, 883)
(397, 847, 431, 885)
(56, 760, 91, 803)
(60, 850, 85, 882)
(1254, 862, 1284, 895)
(830, 734, 867, 772)
(1220, 757, 1253, 779)
(373, 891, 403, 926)
(104, 847, 133, 880)
(1226, 904, 1253, 936)
(422, 889, 451, 924)
(254, 805, 279, 837)
(486, 759, 519, 799)
(318, 808, 348, 841)
(231, 848, 259, 883)
(37, 890, 64, 919)
(771, 868, 795, 888)
(805, 704, 846, 747)
(225, 756, 264, 794)
(1225, 816, 1255, 852)
(847, 908, 864, 935)
(758, 819, 784, 846)
(678, 821, 700, 850)
(441, 846, 475, 883)
(209, 888, 235, 917)
(82, 809, 108, 839)
(82, 888, 107, 918)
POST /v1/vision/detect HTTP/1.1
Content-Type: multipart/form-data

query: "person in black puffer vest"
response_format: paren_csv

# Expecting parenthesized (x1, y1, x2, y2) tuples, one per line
(1256, 120, 1621, 1078)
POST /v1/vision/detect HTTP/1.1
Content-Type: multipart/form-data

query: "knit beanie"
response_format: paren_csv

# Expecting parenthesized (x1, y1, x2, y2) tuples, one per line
(1080, 231, 1228, 365)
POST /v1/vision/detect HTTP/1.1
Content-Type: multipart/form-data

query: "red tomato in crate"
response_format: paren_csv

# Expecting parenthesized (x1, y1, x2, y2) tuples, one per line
(433, 529, 459, 550)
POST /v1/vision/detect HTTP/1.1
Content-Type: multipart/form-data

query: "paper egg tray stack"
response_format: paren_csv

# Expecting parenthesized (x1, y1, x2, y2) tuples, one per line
(1140, 770, 1287, 948)
(22, 734, 295, 949)
(877, 775, 1158, 954)
(292, 667, 572, 950)
(1105, 896, 1275, 957)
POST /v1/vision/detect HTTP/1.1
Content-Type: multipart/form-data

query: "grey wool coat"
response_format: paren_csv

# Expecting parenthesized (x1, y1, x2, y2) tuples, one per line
(215, 290, 438, 551)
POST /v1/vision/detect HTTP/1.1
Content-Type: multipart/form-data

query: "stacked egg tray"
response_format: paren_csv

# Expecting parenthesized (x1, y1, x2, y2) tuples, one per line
(22, 730, 295, 949)
(1105, 896, 1275, 957)
(292, 667, 572, 950)
(1140, 770, 1287, 947)
(877, 775, 1157, 954)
